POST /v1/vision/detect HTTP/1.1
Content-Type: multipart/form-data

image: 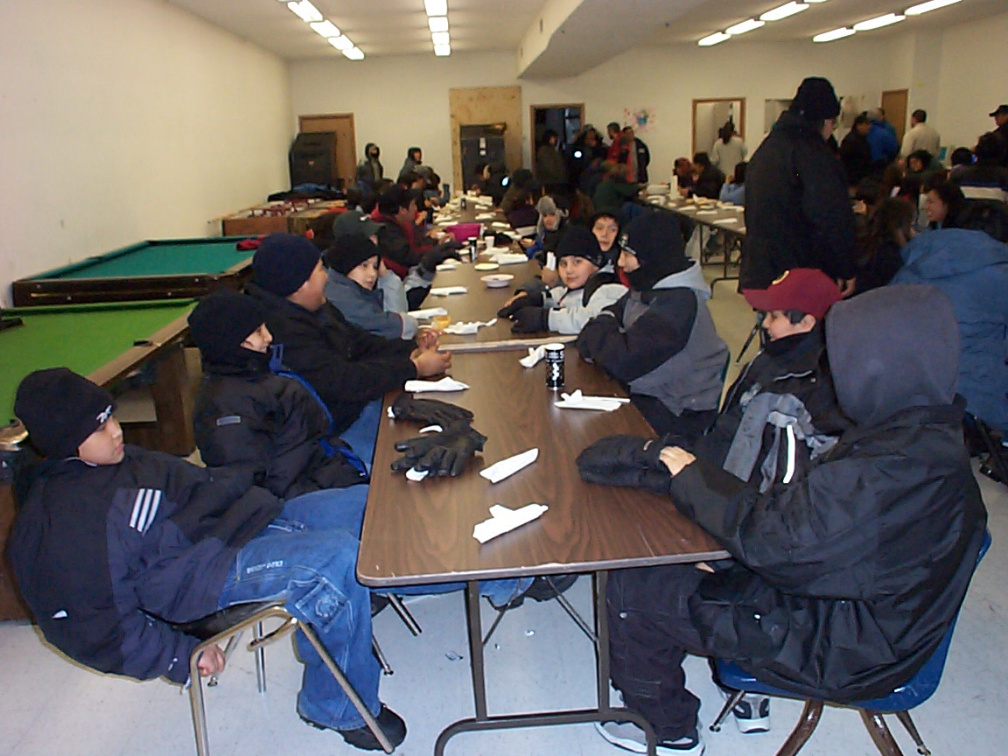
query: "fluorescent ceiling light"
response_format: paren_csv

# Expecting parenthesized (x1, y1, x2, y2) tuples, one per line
(852, 13, 905, 30)
(760, 2, 809, 21)
(309, 20, 340, 38)
(287, 1, 322, 23)
(343, 46, 364, 60)
(813, 27, 856, 42)
(698, 31, 731, 46)
(726, 18, 765, 35)
(424, 0, 448, 16)
(428, 16, 449, 32)
(434, 43, 451, 56)
(329, 35, 354, 51)
(905, 0, 961, 15)
(431, 31, 450, 45)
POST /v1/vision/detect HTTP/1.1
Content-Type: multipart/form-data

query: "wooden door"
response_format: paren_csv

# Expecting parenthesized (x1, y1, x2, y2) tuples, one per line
(449, 87, 523, 192)
(881, 90, 908, 143)
(299, 114, 357, 185)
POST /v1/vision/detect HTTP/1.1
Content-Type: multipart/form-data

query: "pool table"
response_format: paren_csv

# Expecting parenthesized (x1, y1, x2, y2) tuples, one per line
(11, 236, 254, 307)
(0, 299, 198, 621)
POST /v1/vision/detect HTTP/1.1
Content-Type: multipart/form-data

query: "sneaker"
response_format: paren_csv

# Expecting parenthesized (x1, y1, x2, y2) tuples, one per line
(594, 720, 705, 755)
(300, 703, 407, 751)
(722, 690, 771, 734)
(488, 574, 578, 611)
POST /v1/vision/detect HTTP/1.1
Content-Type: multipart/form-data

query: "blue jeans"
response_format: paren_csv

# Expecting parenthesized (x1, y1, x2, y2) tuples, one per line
(340, 399, 383, 471)
(217, 488, 377, 730)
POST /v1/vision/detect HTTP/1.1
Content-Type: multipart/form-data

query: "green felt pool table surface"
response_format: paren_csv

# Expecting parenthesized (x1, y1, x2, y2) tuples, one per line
(0, 300, 195, 425)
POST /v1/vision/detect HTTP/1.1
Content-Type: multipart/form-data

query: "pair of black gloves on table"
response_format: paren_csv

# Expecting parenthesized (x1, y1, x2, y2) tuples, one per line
(576, 435, 673, 495)
(389, 393, 486, 477)
(496, 278, 551, 334)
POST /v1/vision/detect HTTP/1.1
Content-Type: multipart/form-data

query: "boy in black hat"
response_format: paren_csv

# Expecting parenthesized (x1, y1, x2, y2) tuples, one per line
(8, 368, 405, 751)
(246, 232, 450, 467)
(577, 211, 729, 443)
(497, 225, 627, 334)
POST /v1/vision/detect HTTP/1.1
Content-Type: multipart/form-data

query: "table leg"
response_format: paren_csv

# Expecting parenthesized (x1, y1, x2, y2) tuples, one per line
(433, 572, 658, 756)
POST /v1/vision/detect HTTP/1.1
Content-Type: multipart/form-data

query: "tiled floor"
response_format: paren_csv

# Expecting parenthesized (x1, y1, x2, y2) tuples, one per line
(1, 266, 1004, 756)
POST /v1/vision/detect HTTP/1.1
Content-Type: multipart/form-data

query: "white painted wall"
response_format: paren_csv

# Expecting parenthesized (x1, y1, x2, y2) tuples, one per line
(0, 0, 292, 304)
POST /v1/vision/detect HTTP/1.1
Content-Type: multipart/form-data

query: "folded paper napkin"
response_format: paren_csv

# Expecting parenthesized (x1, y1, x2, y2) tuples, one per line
(677, 205, 698, 212)
(695, 209, 717, 216)
(443, 318, 497, 335)
(554, 389, 631, 412)
(513, 225, 537, 237)
(436, 260, 459, 271)
(407, 306, 448, 320)
(491, 221, 510, 229)
(475, 212, 496, 220)
(490, 252, 529, 265)
(519, 346, 546, 368)
(480, 447, 539, 483)
(473, 503, 548, 544)
(429, 286, 468, 296)
(403, 376, 469, 393)
(714, 217, 738, 225)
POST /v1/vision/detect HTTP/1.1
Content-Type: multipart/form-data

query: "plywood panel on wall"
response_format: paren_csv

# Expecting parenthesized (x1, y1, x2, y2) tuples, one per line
(449, 87, 523, 192)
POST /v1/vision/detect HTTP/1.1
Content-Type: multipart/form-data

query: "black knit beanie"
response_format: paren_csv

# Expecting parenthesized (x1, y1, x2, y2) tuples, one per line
(15, 368, 115, 459)
(619, 212, 691, 291)
(325, 235, 381, 276)
(555, 225, 605, 269)
(252, 233, 320, 297)
(789, 77, 841, 123)
(188, 290, 268, 368)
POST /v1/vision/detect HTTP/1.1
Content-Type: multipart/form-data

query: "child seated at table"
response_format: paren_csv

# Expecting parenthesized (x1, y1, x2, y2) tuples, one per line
(8, 368, 405, 752)
(578, 284, 987, 756)
(497, 225, 627, 334)
(591, 210, 622, 266)
(522, 194, 568, 262)
(577, 211, 729, 444)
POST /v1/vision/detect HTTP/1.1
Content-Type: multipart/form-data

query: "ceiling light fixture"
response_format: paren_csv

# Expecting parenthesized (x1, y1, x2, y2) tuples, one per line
(309, 20, 340, 38)
(424, 0, 448, 17)
(813, 26, 856, 42)
(343, 46, 364, 60)
(428, 16, 449, 32)
(698, 31, 732, 46)
(726, 18, 766, 35)
(329, 35, 353, 51)
(760, 2, 809, 22)
(852, 12, 905, 30)
(431, 31, 450, 46)
(905, 0, 961, 15)
(287, 0, 322, 23)
(434, 43, 451, 56)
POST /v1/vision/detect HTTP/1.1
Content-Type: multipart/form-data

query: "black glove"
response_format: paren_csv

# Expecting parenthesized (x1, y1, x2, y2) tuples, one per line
(391, 421, 487, 477)
(420, 242, 462, 272)
(390, 393, 474, 427)
(576, 435, 671, 494)
(510, 306, 550, 334)
(497, 281, 546, 318)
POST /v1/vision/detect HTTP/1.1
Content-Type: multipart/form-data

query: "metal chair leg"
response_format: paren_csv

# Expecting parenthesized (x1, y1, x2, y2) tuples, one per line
(777, 700, 823, 756)
(860, 710, 906, 756)
(387, 594, 422, 636)
(373, 634, 394, 675)
(709, 689, 745, 732)
(253, 620, 266, 694)
(894, 711, 931, 756)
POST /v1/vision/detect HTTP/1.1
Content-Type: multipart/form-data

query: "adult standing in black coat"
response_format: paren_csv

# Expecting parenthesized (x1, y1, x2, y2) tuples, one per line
(741, 77, 857, 294)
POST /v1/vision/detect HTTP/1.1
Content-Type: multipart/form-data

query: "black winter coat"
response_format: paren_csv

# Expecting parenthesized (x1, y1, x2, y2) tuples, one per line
(246, 282, 417, 434)
(194, 357, 367, 499)
(8, 450, 281, 683)
(741, 111, 856, 288)
(669, 396, 987, 702)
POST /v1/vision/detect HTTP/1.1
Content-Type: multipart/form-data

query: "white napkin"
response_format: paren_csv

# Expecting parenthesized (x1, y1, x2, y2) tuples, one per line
(429, 286, 468, 296)
(519, 346, 546, 368)
(475, 212, 495, 220)
(479, 448, 539, 483)
(473, 503, 548, 544)
(554, 389, 631, 412)
(714, 217, 738, 225)
(435, 260, 459, 271)
(513, 225, 537, 236)
(407, 306, 448, 320)
(677, 205, 698, 212)
(490, 252, 529, 265)
(442, 318, 497, 335)
(646, 184, 668, 196)
(491, 221, 510, 229)
(403, 377, 469, 393)
(695, 209, 717, 216)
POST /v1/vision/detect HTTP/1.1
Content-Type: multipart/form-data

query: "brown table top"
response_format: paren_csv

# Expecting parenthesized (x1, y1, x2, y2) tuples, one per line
(649, 196, 747, 237)
(357, 347, 728, 587)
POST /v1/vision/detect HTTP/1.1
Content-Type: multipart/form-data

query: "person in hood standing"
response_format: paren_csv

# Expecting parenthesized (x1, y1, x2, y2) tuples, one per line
(355, 142, 383, 195)
(577, 211, 729, 444)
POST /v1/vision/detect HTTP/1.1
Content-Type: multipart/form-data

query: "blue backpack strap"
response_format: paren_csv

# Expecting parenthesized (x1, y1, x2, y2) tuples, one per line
(268, 344, 368, 475)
